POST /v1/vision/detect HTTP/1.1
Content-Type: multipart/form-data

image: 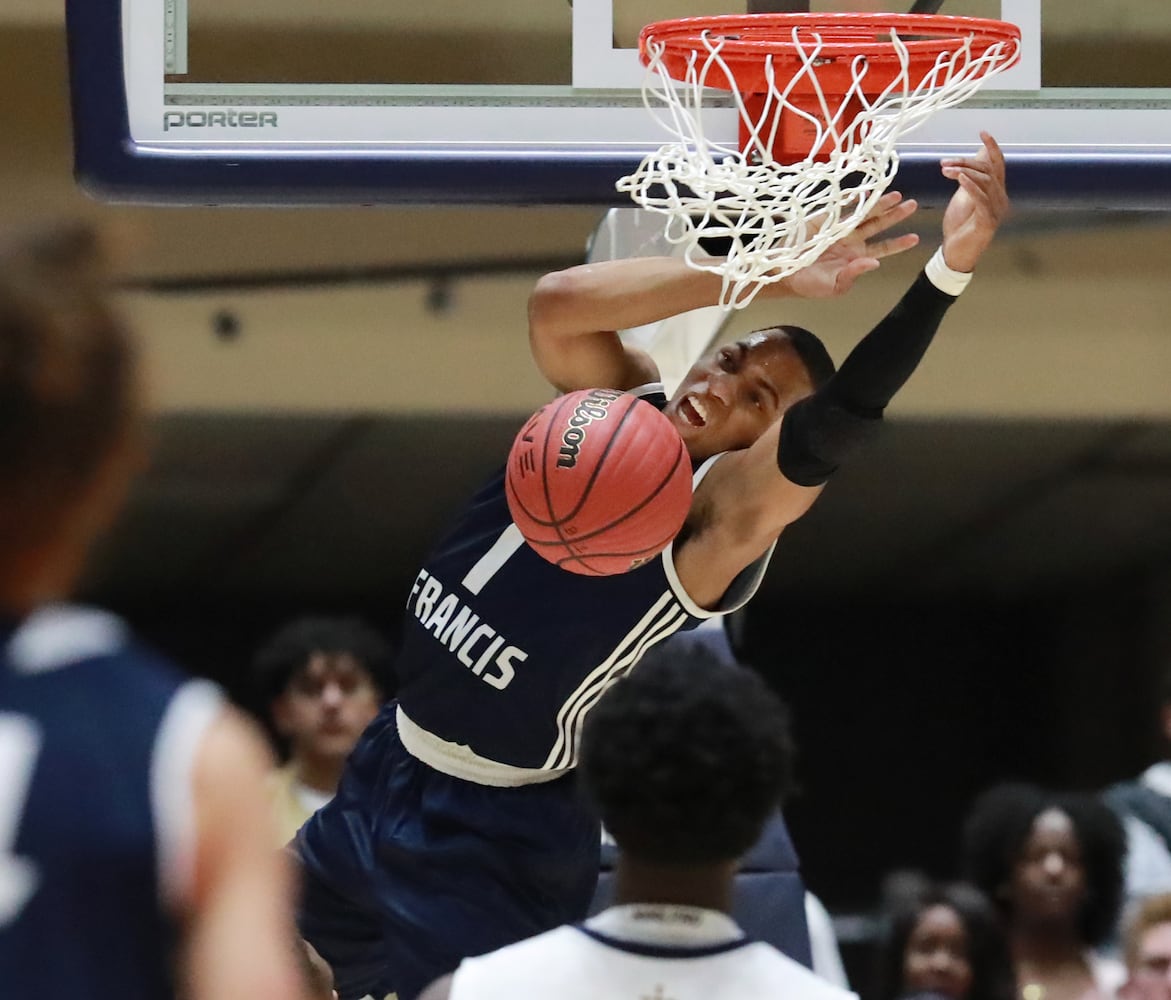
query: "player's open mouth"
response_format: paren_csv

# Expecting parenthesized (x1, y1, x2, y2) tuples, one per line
(680, 395, 708, 428)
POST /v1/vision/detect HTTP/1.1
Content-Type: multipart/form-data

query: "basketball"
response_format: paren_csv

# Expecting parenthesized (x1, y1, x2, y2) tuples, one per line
(505, 388, 693, 576)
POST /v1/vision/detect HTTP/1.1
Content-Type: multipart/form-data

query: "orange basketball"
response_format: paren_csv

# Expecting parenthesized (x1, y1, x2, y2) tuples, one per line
(505, 388, 693, 576)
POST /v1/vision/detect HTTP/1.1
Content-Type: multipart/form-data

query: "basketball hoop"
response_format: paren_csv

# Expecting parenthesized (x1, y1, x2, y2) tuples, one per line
(616, 13, 1021, 308)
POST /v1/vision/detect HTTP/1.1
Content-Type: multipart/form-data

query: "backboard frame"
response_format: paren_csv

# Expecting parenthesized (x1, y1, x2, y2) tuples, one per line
(68, 0, 1171, 208)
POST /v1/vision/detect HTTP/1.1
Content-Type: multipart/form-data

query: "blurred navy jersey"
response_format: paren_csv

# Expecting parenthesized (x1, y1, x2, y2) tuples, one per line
(394, 383, 777, 773)
(0, 605, 223, 1000)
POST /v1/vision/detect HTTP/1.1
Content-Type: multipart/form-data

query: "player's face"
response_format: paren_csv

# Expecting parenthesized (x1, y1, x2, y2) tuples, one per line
(274, 652, 381, 763)
(1124, 923, 1171, 1000)
(1009, 808, 1087, 929)
(664, 331, 812, 461)
(903, 904, 974, 1000)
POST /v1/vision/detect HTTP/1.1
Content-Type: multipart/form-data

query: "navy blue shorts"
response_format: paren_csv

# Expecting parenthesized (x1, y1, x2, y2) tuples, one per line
(294, 704, 601, 1000)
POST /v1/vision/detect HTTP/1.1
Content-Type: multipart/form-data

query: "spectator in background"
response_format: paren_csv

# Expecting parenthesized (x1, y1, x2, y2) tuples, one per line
(418, 643, 858, 1000)
(963, 783, 1128, 1000)
(1120, 894, 1171, 1000)
(253, 616, 394, 844)
(1104, 671, 1171, 910)
(872, 876, 1015, 1000)
(0, 223, 307, 999)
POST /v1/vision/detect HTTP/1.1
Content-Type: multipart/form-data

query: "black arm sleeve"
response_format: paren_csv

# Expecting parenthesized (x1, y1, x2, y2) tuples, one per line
(777, 271, 958, 487)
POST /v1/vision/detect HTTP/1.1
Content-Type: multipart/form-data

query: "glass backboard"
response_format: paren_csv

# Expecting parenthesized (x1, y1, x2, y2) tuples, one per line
(68, 0, 1171, 206)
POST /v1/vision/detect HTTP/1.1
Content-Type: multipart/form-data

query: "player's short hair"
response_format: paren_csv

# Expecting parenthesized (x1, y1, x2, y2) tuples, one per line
(872, 878, 1015, 1000)
(579, 643, 796, 866)
(0, 224, 137, 561)
(1123, 893, 1171, 971)
(772, 324, 837, 390)
(252, 616, 396, 705)
(961, 782, 1126, 947)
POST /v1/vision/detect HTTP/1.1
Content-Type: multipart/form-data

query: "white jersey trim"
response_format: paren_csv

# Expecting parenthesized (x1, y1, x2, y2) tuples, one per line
(541, 593, 689, 770)
(664, 453, 778, 617)
(586, 904, 745, 948)
(397, 705, 572, 787)
(151, 680, 223, 911)
(627, 381, 667, 400)
(6, 604, 126, 674)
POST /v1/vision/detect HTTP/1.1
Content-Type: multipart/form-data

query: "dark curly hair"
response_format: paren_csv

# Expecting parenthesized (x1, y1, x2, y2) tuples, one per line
(252, 616, 396, 705)
(578, 643, 796, 866)
(961, 782, 1126, 948)
(872, 878, 1015, 1000)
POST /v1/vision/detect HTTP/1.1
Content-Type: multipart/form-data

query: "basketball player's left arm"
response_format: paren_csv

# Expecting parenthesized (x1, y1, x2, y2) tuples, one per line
(181, 708, 310, 1000)
(527, 192, 920, 394)
(675, 133, 1008, 608)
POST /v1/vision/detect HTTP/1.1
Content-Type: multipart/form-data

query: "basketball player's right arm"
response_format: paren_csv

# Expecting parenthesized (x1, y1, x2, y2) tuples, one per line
(527, 192, 920, 394)
(182, 708, 309, 1000)
(677, 133, 1008, 607)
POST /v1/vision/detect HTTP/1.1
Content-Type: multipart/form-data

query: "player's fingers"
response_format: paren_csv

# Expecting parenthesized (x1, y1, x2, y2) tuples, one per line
(836, 257, 881, 291)
(854, 190, 903, 226)
(867, 231, 920, 259)
(955, 171, 1009, 219)
(942, 165, 1003, 205)
(858, 195, 918, 237)
(979, 131, 1006, 179)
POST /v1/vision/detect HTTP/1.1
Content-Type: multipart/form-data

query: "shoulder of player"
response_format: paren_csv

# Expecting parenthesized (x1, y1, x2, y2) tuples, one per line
(745, 942, 860, 1000)
(4, 603, 184, 687)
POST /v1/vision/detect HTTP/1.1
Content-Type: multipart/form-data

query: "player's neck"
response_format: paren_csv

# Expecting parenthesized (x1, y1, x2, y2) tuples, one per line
(0, 542, 84, 619)
(612, 857, 737, 914)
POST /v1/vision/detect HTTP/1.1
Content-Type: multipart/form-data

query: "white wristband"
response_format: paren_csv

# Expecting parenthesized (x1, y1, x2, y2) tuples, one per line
(925, 246, 973, 297)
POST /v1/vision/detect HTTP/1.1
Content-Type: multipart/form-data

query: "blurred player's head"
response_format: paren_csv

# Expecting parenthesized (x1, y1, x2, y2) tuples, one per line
(0, 224, 141, 613)
(579, 643, 795, 868)
(664, 325, 834, 461)
(253, 616, 394, 771)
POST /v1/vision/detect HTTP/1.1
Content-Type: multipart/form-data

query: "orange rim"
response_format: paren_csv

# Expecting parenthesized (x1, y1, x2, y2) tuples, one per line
(639, 12, 1020, 95)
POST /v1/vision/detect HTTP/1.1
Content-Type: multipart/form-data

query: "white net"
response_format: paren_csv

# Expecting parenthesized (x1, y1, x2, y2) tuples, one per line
(616, 24, 1020, 309)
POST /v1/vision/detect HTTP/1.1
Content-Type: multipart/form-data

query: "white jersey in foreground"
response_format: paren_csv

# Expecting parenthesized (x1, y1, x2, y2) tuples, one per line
(449, 903, 860, 1000)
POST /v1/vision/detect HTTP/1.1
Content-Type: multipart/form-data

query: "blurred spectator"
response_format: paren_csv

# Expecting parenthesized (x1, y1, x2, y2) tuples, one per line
(963, 783, 1128, 1000)
(0, 222, 307, 999)
(253, 616, 394, 844)
(1120, 894, 1171, 1000)
(418, 643, 858, 1000)
(872, 875, 1015, 1000)
(1104, 672, 1171, 909)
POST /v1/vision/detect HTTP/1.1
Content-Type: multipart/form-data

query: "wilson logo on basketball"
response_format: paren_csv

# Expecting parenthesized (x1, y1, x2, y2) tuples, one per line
(556, 388, 621, 469)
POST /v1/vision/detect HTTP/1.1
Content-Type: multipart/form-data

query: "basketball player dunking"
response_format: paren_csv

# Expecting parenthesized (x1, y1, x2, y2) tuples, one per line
(295, 132, 1009, 1000)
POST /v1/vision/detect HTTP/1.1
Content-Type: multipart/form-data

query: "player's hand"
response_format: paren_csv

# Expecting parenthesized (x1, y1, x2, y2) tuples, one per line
(938, 131, 1009, 272)
(775, 191, 921, 300)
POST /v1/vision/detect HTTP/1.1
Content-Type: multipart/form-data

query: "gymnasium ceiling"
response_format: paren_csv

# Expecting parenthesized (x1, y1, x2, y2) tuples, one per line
(2, 2, 1170, 611)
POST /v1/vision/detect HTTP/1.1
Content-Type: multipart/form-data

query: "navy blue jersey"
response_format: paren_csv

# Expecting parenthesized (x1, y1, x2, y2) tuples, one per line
(0, 605, 223, 1000)
(395, 385, 775, 772)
